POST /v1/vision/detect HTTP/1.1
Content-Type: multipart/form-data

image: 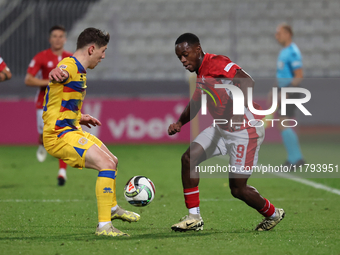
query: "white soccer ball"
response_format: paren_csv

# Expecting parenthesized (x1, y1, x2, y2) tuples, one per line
(124, 176, 156, 207)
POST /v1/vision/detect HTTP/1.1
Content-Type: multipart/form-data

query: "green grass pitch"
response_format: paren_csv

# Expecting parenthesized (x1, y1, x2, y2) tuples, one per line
(0, 141, 339, 255)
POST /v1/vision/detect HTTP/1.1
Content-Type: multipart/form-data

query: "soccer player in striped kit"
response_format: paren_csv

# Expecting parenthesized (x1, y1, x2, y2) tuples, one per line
(45, 28, 140, 237)
(168, 33, 285, 232)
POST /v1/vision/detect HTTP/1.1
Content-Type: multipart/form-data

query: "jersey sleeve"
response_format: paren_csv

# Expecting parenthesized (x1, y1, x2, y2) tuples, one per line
(27, 53, 43, 76)
(57, 58, 77, 84)
(209, 56, 241, 80)
(289, 50, 303, 71)
(0, 57, 7, 72)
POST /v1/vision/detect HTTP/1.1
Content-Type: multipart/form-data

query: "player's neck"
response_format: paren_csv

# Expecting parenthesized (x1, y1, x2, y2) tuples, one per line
(73, 51, 89, 70)
(196, 52, 205, 74)
(51, 47, 64, 56)
(283, 39, 292, 48)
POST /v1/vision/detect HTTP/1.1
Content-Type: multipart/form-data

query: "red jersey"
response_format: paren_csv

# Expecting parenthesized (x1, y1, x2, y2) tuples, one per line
(192, 53, 263, 131)
(0, 56, 7, 72)
(27, 49, 72, 109)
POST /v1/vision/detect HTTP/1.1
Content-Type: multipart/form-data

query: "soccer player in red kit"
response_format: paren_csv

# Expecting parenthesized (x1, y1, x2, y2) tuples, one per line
(168, 33, 285, 232)
(0, 56, 12, 82)
(25, 25, 72, 186)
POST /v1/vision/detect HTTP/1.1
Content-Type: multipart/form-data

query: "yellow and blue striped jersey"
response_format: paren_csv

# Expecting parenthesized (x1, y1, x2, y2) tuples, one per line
(42, 56, 87, 137)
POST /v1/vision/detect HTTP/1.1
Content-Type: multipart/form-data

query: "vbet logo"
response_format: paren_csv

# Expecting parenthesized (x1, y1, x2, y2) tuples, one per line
(200, 83, 312, 128)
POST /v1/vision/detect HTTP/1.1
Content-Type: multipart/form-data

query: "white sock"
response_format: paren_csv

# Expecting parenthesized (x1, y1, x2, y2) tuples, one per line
(270, 211, 276, 218)
(58, 168, 67, 179)
(111, 205, 119, 213)
(189, 207, 200, 215)
(98, 221, 111, 228)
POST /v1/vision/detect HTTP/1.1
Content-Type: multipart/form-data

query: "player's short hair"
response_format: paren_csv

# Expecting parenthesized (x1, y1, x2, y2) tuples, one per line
(49, 25, 66, 35)
(280, 23, 293, 37)
(175, 33, 200, 46)
(76, 28, 110, 50)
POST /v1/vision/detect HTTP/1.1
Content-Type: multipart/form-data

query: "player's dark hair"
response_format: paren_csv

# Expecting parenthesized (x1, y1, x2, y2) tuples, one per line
(281, 23, 293, 37)
(76, 27, 110, 50)
(175, 33, 200, 46)
(49, 25, 66, 35)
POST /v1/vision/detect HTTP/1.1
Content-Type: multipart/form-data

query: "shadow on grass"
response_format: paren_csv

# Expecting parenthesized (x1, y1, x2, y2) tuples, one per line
(0, 229, 226, 242)
(0, 184, 20, 189)
(0, 227, 303, 243)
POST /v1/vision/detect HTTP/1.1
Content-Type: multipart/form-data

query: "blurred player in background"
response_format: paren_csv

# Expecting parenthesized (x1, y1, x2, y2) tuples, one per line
(168, 33, 285, 232)
(0, 56, 12, 82)
(47, 27, 140, 237)
(25, 25, 72, 186)
(275, 23, 305, 167)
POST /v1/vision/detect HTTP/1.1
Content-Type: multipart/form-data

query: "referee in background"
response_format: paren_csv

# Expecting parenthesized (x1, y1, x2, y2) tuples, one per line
(275, 23, 305, 167)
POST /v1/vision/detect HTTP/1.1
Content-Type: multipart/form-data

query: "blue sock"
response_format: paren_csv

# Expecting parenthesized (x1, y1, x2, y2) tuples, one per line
(281, 128, 303, 164)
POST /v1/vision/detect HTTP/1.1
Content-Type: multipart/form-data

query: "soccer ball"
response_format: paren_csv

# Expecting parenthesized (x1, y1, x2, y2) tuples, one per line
(124, 176, 155, 207)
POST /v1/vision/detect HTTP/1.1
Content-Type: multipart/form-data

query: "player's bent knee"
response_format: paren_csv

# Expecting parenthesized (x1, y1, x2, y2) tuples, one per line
(181, 152, 190, 167)
(230, 187, 244, 200)
(181, 150, 203, 168)
(112, 156, 118, 166)
(101, 158, 117, 170)
(99, 144, 118, 166)
(85, 145, 117, 170)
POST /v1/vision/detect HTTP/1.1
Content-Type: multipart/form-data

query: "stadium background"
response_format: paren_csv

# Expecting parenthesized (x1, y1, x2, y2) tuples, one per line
(0, 0, 339, 145)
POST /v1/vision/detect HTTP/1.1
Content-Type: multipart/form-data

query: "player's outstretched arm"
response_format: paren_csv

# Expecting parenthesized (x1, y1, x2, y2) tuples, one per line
(24, 73, 50, 87)
(80, 114, 102, 128)
(168, 99, 201, 135)
(0, 66, 12, 82)
(48, 67, 69, 82)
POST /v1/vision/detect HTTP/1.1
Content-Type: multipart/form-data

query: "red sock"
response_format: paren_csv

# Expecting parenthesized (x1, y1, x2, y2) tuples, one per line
(258, 198, 275, 217)
(59, 159, 67, 170)
(184, 187, 200, 209)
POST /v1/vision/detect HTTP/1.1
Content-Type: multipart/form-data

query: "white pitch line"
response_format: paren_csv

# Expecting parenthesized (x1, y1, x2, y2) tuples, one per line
(0, 199, 86, 203)
(273, 172, 340, 196)
(201, 198, 326, 202)
(0, 199, 126, 203)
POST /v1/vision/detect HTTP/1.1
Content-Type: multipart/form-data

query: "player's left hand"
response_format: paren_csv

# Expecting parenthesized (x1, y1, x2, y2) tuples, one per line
(49, 67, 68, 82)
(228, 115, 244, 132)
(168, 122, 182, 135)
(80, 114, 102, 128)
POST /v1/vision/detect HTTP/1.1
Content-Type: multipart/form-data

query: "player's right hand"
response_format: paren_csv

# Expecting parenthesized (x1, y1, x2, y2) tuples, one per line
(49, 67, 68, 82)
(168, 122, 182, 135)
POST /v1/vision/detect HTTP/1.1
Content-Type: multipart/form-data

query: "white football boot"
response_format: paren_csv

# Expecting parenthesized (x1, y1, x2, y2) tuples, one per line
(171, 213, 204, 232)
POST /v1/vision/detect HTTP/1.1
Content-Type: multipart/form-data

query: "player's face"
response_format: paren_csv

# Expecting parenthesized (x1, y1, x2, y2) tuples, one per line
(175, 42, 201, 73)
(88, 45, 107, 69)
(49, 30, 66, 51)
(275, 26, 288, 46)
